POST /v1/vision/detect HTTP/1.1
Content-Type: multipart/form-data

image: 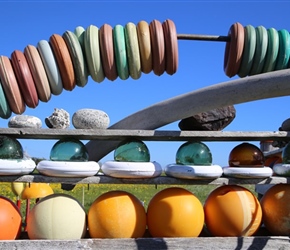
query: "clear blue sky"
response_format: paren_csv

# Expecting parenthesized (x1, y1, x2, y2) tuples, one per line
(0, 1, 289, 167)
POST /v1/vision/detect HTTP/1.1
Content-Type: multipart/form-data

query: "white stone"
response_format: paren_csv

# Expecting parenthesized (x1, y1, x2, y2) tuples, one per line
(8, 115, 42, 128)
(45, 108, 70, 129)
(72, 109, 109, 129)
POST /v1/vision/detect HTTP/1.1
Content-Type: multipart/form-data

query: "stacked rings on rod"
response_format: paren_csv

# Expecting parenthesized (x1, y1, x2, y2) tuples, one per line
(0, 19, 178, 119)
(224, 22, 290, 78)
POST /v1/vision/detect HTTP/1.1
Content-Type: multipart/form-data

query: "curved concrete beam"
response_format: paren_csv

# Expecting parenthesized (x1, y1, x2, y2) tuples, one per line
(86, 69, 290, 161)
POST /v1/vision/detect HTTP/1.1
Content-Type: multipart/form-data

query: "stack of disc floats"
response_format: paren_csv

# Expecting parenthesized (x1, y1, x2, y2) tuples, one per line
(0, 19, 178, 119)
(224, 22, 290, 78)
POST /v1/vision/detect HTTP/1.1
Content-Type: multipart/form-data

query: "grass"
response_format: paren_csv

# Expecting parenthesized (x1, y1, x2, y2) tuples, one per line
(0, 182, 257, 214)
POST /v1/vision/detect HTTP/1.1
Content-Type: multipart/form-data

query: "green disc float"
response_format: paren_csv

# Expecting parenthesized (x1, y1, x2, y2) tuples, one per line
(113, 24, 129, 80)
(238, 25, 256, 77)
(262, 28, 279, 73)
(249, 26, 268, 75)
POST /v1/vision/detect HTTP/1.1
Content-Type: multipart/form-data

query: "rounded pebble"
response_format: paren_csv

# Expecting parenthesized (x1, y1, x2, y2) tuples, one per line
(8, 115, 42, 128)
(72, 109, 109, 129)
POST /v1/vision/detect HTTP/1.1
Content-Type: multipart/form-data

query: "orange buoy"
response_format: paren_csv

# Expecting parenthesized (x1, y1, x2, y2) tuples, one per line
(88, 190, 146, 238)
(204, 185, 262, 236)
(147, 187, 204, 237)
(0, 196, 22, 240)
(260, 183, 290, 235)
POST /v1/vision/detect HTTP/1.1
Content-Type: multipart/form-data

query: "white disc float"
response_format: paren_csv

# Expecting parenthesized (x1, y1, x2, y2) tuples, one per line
(101, 160, 163, 178)
(37, 160, 100, 177)
(223, 166, 273, 178)
(164, 164, 223, 179)
(273, 163, 290, 176)
(0, 158, 36, 175)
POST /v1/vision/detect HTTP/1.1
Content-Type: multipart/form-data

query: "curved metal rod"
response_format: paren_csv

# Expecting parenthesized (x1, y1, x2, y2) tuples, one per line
(86, 69, 290, 161)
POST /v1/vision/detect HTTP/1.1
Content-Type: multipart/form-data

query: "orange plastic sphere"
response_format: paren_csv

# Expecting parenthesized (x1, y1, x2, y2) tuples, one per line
(260, 184, 290, 235)
(88, 190, 146, 238)
(147, 187, 204, 237)
(204, 185, 262, 236)
(228, 142, 264, 167)
(0, 196, 22, 240)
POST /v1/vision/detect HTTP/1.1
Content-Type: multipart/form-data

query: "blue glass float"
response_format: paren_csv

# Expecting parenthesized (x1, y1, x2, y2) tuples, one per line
(175, 141, 212, 165)
(114, 139, 150, 162)
(50, 138, 89, 161)
(0, 136, 23, 159)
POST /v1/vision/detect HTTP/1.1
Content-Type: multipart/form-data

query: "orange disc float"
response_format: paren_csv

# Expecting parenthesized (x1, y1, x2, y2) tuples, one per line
(147, 187, 204, 237)
(204, 185, 262, 236)
(260, 184, 290, 235)
(88, 190, 146, 238)
(0, 196, 22, 240)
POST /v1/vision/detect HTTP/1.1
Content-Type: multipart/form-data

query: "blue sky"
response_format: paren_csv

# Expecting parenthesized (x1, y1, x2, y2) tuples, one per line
(0, 1, 289, 167)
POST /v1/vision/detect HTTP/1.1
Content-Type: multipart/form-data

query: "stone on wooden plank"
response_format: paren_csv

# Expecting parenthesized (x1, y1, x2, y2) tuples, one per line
(178, 106, 236, 131)
(8, 115, 42, 128)
(72, 109, 110, 129)
(45, 108, 70, 129)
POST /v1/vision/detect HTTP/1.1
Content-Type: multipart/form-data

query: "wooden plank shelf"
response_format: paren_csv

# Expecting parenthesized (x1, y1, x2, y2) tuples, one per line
(0, 236, 289, 250)
(0, 128, 290, 141)
(1, 174, 289, 185)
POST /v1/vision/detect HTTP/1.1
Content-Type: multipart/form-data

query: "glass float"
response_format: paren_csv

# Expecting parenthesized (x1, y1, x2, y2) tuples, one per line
(37, 138, 100, 177)
(50, 138, 89, 161)
(0, 136, 23, 159)
(102, 138, 162, 178)
(0, 136, 35, 175)
(176, 141, 212, 166)
(228, 142, 264, 167)
(165, 141, 223, 180)
(114, 138, 150, 162)
(223, 142, 272, 178)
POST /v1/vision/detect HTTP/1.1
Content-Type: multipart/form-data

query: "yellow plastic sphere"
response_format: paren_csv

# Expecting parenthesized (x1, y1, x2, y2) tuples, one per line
(21, 183, 53, 199)
(88, 190, 146, 238)
(27, 194, 87, 239)
(260, 184, 290, 235)
(11, 182, 27, 197)
(0, 196, 22, 240)
(204, 185, 262, 236)
(147, 187, 204, 237)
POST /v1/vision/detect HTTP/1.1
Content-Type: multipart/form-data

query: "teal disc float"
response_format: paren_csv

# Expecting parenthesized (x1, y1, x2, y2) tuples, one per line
(275, 29, 290, 70)
(0, 81, 11, 119)
(249, 26, 268, 75)
(262, 28, 279, 73)
(113, 25, 129, 80)
(238, 25, 256, 78)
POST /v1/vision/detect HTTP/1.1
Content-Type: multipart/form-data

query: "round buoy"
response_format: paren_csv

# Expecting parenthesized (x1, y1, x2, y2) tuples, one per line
(27, 193, 87, 239)
(147, 187, 204, 237)
(0, 196, 22, 240)
(88, 190, 146, 238)
(204, 185, 262, 236)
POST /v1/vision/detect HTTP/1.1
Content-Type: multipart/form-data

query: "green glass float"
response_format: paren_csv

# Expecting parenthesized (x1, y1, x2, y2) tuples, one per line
(176, 141, 212, 165)
(114, 138, 150, 162)
(50, 138, 89, 161)
(282, 142, 290, 164)
(0, 136, 23, 159)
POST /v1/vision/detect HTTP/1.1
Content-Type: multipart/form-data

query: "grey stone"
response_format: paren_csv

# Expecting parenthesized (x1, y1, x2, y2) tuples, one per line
(45, 108, 70, 129)
(8, 115, 42, 128)
(178, 106, 236, 131)
(72, 109, 109, 129)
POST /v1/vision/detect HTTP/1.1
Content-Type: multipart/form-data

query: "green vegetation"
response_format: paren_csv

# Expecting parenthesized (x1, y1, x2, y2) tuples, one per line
(0, 182, 257, 214)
